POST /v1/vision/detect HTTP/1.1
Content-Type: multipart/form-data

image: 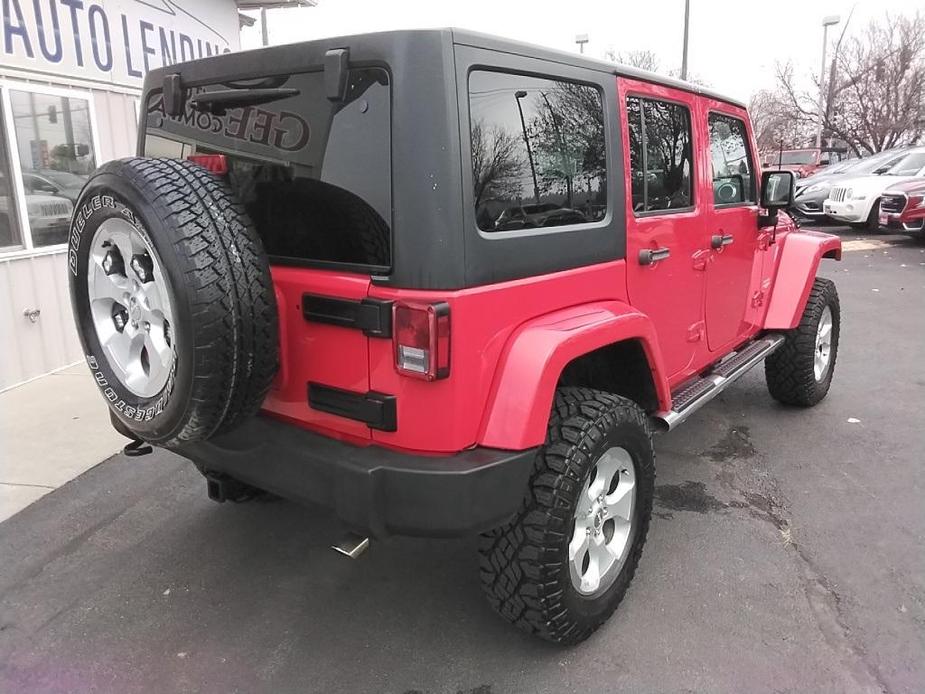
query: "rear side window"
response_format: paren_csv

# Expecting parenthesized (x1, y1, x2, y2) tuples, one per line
(468, 70, 607, 232)
(708, 113, 755, 205)
(626, 96, 694, 213)
(144, 68, 391, 271)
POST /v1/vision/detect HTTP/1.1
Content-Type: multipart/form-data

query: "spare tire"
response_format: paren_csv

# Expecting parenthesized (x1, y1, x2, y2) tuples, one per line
(68, 157, 278, 447)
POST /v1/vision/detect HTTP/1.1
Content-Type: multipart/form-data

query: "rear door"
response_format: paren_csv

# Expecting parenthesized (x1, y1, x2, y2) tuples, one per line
(619, 78, 709, 380)
(700, 102, 763, 352)
(143, 65, 392, 438)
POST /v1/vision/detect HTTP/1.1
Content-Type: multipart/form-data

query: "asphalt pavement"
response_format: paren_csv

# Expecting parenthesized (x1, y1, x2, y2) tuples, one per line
(1, 228, 923, 694)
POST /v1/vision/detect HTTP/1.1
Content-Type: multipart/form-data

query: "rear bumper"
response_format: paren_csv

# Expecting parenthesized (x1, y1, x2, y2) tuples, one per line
(173, 416, 536, 539)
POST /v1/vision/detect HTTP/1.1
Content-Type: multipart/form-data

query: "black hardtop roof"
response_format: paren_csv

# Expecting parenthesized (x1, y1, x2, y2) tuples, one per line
(450, 28, 746, 109)
(144, 27, 745, 110)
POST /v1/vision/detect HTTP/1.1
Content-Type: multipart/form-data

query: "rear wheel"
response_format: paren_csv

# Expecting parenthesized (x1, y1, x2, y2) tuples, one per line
(479, 387, 654, 645)
(68, 158, 278, 447)
(765, 278, 840, 406)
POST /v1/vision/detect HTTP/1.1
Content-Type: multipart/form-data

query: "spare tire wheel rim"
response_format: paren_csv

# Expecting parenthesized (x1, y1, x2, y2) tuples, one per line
(87, 217, 176, 398)
(569, 446, 637, 597)
(814, 305, 833, 381)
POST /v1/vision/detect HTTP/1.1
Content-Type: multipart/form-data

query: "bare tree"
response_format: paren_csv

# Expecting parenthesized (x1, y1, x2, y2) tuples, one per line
(470, 120, 524, 210)
(615, 50, 661, 72)
(773, 12, 925, 155)
(748, 88, 813, 152)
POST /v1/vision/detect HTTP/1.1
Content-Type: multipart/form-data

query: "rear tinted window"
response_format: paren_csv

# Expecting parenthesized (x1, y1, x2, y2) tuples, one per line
(144, 68, 391, 270)
(468, 70, 607, 232)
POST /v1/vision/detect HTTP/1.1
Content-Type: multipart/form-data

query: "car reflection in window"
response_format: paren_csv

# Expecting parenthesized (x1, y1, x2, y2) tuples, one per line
(494, 202, 587, 230)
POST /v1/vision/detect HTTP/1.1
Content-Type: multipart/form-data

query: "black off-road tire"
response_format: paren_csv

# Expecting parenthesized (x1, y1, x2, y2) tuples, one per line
(69, 158, 278, 447)
(764, 277, 840, 407)
(479, 387, 654, 645)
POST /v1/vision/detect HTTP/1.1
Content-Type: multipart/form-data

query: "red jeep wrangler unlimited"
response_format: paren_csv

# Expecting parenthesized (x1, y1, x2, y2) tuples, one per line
(68, 30, 841, 644)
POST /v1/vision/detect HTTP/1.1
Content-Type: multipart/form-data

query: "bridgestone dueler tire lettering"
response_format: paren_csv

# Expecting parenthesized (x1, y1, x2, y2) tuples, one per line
(68, 158, 278, 446)
(764, 277, 839, 407)
(478, 387, 655, 645)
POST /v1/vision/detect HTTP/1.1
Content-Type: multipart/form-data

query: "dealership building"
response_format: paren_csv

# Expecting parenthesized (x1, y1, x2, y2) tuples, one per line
(0, 0, 264, 389)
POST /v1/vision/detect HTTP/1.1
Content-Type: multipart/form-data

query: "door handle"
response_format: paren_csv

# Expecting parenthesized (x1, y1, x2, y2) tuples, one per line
(711, 234, 734, 249)
(639, 247, 670, 266)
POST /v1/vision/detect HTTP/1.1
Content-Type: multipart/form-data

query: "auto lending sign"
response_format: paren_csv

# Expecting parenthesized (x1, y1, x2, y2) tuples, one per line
(1, 0, 240, 88)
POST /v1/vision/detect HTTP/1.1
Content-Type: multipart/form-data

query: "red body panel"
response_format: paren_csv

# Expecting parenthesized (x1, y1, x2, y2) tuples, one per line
(479, 301, 668, 449)
(263, 267, 372, 440)
(619, 78, 709, 381)
(367, 261, 632, 453)
(698, 97, 766, 356)
(260, 76, 841, 457)
(763, 229, 842, 330)
(883, 180, 925, 225)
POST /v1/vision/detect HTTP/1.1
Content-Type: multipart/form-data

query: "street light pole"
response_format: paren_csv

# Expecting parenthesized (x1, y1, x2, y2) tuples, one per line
(575, 34, 588, 54)
(514, 91, 541, 204)
(816, 15, 841, 149)
(680, 0, 690, 80)
(540, 91, 573, 208)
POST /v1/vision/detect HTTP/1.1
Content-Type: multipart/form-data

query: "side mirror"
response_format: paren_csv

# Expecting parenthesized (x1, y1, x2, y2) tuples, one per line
(759, 170, 794, 229)
(761, 170, 794, 208)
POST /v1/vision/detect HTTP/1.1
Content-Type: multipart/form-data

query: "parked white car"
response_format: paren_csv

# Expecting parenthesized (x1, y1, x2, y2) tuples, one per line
(824, 148, 925, 229)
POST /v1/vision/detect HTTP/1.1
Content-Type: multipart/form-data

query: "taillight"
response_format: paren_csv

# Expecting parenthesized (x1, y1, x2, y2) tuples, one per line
(393, 302, 450, 381)
(187, 154, 228, 175)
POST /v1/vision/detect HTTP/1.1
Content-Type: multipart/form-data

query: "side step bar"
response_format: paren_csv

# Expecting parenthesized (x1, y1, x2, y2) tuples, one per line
(652, 333, 785, 432)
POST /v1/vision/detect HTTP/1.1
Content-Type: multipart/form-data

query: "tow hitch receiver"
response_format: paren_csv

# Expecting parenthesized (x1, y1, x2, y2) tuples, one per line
(205, 471, 258, 503)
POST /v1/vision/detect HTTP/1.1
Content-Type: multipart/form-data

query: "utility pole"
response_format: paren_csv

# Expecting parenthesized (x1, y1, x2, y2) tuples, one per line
(260, 7, 269, 46)
(816, 15, 841, 149)
(680, 0, 690, 80)
(514, 91, 540, 204)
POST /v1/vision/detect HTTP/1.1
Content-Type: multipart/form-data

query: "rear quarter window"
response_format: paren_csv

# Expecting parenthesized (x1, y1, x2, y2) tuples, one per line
(467, 70, 607, 233)
(144, 67, 391, 271)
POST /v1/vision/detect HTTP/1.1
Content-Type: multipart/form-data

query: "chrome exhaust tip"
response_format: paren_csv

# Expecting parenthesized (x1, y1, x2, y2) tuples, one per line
(332, 532, 370, 559)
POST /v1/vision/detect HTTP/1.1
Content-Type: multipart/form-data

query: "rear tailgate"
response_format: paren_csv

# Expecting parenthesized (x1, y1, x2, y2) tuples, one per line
(141, 57, 391, 439)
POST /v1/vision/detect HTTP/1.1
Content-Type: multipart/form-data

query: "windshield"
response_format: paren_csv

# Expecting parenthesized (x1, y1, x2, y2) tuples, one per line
(846, 150, 905, 175)
(823, 160, 854, 175)
(885, 152, 925, 176)
(778, 151, 817, 165)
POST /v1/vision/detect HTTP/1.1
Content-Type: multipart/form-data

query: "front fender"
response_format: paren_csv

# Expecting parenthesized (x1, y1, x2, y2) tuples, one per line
(764, 230, 841, 330)
(478, 301, 670, 450)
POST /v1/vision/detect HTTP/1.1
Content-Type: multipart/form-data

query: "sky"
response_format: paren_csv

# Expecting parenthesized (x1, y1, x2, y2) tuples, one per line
(240, 0, 923, 103)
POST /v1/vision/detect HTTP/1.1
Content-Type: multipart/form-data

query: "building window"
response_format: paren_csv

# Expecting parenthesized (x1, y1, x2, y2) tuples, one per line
(8, 90, 97, 248)
(468, 70, 607, 233)
(0, 93, 23, 251)
(626, 95, 694, 213)
(708, 113, 755, 205)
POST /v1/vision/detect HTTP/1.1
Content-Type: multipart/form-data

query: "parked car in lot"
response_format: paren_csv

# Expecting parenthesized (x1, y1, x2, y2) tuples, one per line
(0, 173, 73, 248)
(22, 169, 86, 203)
(824, 148, 925, 229)
(762, 147, 844, 178)
(67, 29, 842, 644)
(879, 179, 925, 233)
(494, 202, 588, 230)
(790, 148, 910, 221)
